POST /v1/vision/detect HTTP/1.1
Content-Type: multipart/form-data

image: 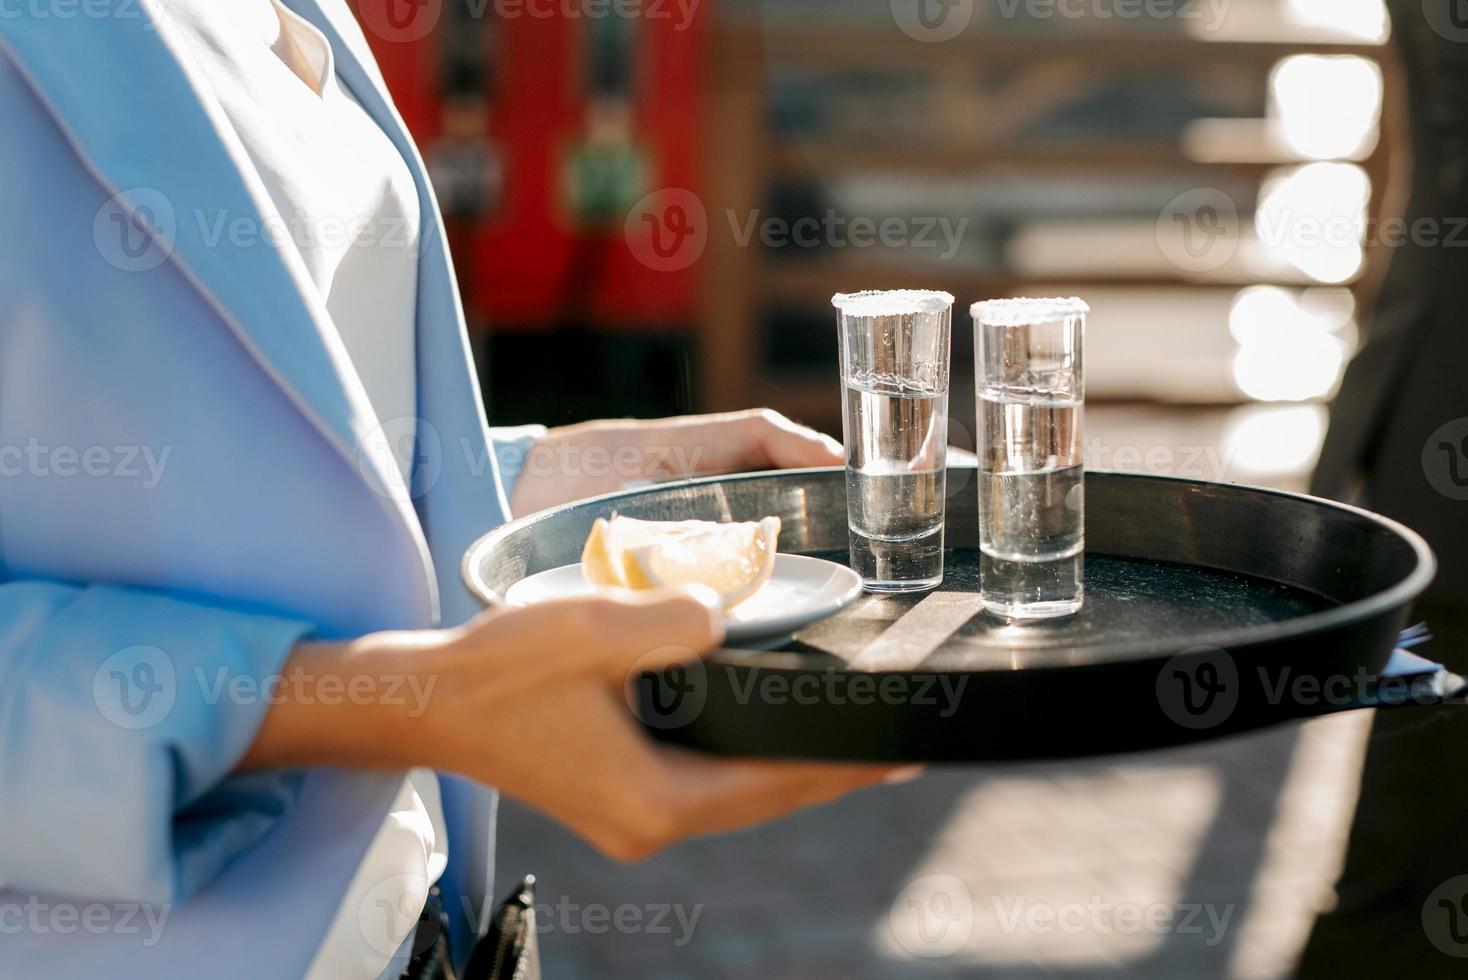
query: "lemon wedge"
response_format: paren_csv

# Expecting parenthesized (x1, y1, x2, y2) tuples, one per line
(580, 515, 781, 609)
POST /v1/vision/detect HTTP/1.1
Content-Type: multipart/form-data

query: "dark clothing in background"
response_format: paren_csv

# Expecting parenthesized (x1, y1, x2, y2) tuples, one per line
(1301, 2, 1468, 975)
(1311, 1, 1468, 602)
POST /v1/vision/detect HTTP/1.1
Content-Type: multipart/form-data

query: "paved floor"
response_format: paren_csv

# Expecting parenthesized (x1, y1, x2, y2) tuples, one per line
(496, 712, 1370, 979)
(494, 406, 1373, 979)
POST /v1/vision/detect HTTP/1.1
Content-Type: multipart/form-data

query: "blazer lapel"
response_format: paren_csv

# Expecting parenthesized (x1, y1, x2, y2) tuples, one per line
(0, 5, 438, 618)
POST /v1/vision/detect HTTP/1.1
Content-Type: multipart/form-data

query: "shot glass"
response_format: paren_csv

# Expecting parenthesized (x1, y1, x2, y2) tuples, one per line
(832, 290, 953, 592)
(971, 297, 1088, 619)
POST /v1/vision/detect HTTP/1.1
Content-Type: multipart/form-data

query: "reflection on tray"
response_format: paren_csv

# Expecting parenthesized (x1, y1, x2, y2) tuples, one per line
(787, 550, 1338, 671)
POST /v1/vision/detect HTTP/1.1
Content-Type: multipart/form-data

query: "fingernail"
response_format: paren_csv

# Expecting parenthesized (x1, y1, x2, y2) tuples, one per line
(820, 434, 843, 455)
(884, 765, 926, 785)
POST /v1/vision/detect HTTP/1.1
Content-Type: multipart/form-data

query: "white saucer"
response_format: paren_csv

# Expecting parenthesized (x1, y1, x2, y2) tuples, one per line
(503, 554, 863, 649)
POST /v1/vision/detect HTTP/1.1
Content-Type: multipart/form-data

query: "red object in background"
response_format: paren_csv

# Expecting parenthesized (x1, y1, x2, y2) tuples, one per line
(355, 1, 708, 332)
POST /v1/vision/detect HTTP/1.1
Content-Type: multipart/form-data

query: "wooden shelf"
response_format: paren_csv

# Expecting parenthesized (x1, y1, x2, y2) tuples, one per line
(694, 11, 1398, 415)
(770, 141, 1302, 179)
(771, 113, 1373, 175)
(760, 264, 1330, 308)
(734, 22, 1387, 74)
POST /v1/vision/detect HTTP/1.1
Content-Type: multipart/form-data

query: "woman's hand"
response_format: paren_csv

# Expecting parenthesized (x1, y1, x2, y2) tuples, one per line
(509, 408, 843, 516)
(239, 591, 908, 860)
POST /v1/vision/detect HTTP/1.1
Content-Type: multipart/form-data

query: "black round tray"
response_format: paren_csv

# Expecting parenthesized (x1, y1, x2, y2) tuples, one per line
(462, 468, 1435, 762)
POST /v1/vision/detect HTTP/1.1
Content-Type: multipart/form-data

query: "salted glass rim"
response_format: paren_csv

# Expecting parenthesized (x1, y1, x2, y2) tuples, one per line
(831, 289, 955, 317)
(969, 296, 1089, 325)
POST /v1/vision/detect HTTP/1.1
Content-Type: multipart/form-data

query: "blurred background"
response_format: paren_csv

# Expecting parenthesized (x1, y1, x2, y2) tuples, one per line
(355, 0, 1397, 975)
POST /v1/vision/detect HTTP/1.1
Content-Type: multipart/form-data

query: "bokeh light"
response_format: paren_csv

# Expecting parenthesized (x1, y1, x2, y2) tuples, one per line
(1255, 162, 1371, 284)
(1223, 402, 1329, 477)
(1270, 55, 1382, 161)
(1286, 0, 1389, 43)
(1229, 286, 1353, 402)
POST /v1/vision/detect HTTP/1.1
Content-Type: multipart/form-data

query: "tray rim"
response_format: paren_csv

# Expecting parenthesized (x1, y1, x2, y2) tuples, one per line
(462, 467, 1436, 661)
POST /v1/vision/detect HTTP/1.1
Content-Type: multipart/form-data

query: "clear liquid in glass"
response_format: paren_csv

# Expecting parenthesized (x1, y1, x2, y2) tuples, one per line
(978, 386, 1084, 617)
(843, 371, 948, 591)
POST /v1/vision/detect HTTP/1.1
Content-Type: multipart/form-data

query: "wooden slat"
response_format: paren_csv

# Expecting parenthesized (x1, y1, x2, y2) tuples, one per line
(730, 23, 1387, 73)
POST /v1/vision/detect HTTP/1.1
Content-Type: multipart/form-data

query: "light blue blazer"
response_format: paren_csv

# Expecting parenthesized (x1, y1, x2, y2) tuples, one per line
(0, 2, 535, 975)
